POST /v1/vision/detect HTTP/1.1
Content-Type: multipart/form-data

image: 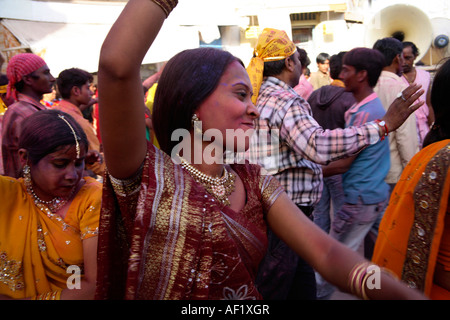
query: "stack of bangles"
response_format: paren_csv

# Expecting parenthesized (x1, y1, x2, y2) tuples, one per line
(32, 291, 61, 300)
(348, 261, 398, 300)
(150, 0, 178, 17)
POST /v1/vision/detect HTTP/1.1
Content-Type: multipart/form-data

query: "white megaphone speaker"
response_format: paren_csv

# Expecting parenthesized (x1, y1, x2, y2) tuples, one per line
(364, 4, 432, 62)
(421, 17, 450, 66)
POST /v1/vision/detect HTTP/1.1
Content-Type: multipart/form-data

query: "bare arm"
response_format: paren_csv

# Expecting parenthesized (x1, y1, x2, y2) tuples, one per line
(60, 236, 98, 300)
(0, 236, 99, 300)
(322, 155, 357, 177)
(266, 192, 426, 299)
(98, 0, 166, 179)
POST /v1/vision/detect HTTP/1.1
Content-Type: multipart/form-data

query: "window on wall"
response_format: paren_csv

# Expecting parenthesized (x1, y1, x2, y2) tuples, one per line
(290, 12, 317, 22)
(292, 28, 313, 44)
(290, 12, 319, 45)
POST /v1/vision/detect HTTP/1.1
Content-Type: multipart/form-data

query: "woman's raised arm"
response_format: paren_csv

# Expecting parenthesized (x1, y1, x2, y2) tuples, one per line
(98, 0, 173, 179)
(266, 192, 426, 300)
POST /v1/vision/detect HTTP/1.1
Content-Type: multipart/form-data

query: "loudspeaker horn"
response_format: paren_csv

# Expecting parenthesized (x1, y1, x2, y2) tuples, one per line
(364, 4, 433, 62)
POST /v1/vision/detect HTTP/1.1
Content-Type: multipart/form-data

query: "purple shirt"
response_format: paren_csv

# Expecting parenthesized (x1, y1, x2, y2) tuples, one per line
(1, 94, 47, 177)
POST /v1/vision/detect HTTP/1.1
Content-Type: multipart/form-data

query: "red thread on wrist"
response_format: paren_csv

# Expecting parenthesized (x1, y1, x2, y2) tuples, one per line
(375, 119, 388, 140)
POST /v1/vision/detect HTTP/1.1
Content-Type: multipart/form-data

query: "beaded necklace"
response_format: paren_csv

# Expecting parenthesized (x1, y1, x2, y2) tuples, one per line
(179, 157, 236, 206)
(23, 165, 75, 213)
(27, 184, 74, 213)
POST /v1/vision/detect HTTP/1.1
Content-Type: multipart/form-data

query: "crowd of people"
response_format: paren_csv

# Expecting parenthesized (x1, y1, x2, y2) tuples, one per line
(0, 0, 448, 301)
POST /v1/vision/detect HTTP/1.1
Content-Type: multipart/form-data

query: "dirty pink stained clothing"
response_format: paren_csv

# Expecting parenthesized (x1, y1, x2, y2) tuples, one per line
(293, 74, 314, 101)
(401, 68, 432, 148)
(374, 71, 419, 185)
(1, 94, 47, 177)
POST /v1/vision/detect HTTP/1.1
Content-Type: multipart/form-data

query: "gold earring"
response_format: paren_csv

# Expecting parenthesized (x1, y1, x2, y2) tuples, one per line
(191, 113, 203, 136)
(191, 113, 200, 126)
(23, 165, 32, 187)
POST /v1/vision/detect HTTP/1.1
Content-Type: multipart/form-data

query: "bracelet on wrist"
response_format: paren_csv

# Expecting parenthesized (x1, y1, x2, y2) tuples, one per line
(374, 119, 389, 140)
(150, 0, 178, 17)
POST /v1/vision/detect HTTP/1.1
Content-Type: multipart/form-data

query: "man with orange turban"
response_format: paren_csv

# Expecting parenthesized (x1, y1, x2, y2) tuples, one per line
(247, 29, 411, 300)
(246, 28, 297, 104)
(1, 53, 55, 177)
(247, 28, 319, 300)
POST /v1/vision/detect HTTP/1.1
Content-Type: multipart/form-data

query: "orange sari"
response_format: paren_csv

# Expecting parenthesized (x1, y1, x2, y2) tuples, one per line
(0, 176, 102, 299)
(373, 139, 450, 299)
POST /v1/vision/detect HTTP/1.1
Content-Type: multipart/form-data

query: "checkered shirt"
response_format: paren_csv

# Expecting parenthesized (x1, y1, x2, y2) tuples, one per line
(247, 77, 380, 206)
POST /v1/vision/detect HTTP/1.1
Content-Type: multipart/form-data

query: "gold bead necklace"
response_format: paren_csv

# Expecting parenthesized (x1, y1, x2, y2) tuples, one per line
(179, 157, 236, 206)
(23, 165, 75, 213)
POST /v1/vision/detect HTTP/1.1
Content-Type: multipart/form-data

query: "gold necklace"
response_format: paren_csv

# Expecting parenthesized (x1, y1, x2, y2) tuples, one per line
(27, 185, 73, 213)
(23, 165, 75, 213)
(179, 158, 236, 206)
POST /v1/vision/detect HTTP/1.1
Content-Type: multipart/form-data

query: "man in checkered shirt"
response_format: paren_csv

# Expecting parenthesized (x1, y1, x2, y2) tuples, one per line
(246, 29, 423, 300)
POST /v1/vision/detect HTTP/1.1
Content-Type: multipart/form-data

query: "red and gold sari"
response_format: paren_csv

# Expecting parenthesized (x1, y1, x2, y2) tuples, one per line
(95, 144, 283, 300)
(373, 139, 450, 299)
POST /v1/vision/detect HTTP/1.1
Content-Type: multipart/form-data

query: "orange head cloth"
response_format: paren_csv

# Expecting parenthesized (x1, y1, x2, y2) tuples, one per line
(246, 28, 296, 104)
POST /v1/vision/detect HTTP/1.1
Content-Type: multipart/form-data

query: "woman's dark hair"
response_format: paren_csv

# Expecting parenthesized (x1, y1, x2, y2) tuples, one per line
(19, 109, 88, 164)
(152, 47, 243, 154)
(343, 48, 385, 87)
(423, 58, 450, 147)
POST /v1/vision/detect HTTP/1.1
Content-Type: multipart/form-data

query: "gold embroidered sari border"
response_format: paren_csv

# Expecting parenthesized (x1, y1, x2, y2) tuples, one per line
(402, 143, 450, 291)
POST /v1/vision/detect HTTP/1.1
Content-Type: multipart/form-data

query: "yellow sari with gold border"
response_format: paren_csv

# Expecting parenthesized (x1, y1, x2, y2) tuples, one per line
(0, 176, 102, 299)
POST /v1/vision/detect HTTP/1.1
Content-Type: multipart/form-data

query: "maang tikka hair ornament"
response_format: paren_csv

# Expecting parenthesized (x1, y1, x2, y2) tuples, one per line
(58, 114, 80, 159)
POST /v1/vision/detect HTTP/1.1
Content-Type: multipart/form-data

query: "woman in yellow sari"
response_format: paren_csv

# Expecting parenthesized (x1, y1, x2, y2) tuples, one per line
(373, 58, 450, 299)
(0, 109, 102, 300)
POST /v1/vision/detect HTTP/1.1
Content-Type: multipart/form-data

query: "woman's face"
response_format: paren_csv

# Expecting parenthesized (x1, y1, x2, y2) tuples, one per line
(29, 144, 85, 201)
(196, 61, 260, 154)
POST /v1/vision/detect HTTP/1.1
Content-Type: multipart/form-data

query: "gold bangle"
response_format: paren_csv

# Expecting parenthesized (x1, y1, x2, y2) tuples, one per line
(149, 0, 178, 17)
(361, 269, 374, 300)
(348, 261, 372, 299)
